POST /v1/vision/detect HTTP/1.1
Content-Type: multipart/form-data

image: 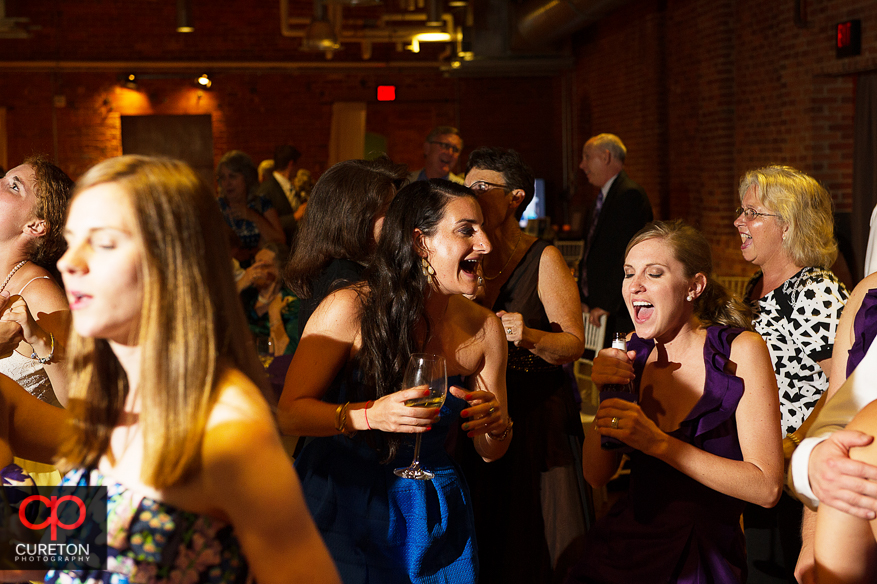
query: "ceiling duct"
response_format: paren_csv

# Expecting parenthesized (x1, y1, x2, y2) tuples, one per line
(443, 0, 630, 76)
(513, 0, 632, 50)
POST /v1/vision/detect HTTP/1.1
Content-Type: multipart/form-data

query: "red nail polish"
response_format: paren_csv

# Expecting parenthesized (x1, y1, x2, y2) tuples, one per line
(423, 389, 431, 396)
(461, 409, 469, 417)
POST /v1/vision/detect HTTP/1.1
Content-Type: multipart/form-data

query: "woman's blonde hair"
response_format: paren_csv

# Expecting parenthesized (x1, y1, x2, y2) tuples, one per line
(59, 156, 267, 488)
(738, 165, 837, 269)
(626, 220, 754, 331)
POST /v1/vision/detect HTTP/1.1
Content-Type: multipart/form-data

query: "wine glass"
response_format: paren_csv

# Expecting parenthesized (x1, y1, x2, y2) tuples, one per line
(394, 353, 447, 480)
(255, 335, 275, 368)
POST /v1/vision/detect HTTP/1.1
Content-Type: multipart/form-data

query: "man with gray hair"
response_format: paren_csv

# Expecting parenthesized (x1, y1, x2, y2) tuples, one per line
(577, 133, 652, 343)
(408, 126, 465, 184)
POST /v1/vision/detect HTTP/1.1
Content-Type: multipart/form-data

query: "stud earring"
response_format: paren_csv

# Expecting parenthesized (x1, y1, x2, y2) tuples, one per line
(421, 258, 437, 287)
(686, 294, 693, 302)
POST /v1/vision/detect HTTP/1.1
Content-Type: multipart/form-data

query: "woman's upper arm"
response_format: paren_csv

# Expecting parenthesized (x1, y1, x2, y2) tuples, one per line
(203, 417, 340, 584)
(278, 290, 357, 409)
(536, 245, 584, 342)
(468, 312, 508, 407)
(730, 332, 784, 475)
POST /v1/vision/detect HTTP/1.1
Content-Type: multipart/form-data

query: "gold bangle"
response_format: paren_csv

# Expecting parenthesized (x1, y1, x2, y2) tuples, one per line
(334, 402, 356, 437)
(488, 418, 513, 441)
(786, 433, 801, 447)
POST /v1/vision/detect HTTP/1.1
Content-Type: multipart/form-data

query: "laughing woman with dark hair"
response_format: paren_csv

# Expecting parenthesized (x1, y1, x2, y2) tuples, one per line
(279, 179, 510, 583)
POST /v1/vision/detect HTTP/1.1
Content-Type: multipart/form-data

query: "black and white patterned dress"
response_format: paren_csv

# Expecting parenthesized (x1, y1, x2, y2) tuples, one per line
(745, 267, 848, 434)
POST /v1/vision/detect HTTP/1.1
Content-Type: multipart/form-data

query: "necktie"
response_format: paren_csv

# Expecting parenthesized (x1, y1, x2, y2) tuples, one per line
(580, 192, 605, 298)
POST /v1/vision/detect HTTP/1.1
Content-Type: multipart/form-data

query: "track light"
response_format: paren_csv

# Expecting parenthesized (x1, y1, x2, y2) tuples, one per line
(119, 73, 138, 90)
(177, 0, 194, 32)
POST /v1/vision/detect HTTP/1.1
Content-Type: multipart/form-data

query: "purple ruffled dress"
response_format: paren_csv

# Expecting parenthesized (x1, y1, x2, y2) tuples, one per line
(566, 326, 748, 584)
(846, 288, 877, 377)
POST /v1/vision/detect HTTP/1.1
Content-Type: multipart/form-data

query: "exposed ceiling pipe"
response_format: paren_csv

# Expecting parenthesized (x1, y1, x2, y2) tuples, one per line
(513, 0, 631, 50)
(280, 0, 458, 59)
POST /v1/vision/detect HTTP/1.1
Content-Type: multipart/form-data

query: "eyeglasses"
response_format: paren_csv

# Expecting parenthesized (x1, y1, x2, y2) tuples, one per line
(467, 180, 511, 194)
(429, 140, 461, 155)
(735, 207, 779, 221)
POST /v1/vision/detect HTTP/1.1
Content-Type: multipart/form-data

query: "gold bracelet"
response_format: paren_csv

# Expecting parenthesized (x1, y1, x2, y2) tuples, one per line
(786, 432, 801, 447)
(334, 402, 356, 437)
(488, 418, 514, 441)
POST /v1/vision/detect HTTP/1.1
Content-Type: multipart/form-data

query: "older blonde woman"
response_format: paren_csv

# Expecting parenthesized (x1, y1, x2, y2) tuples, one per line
(733, 165, 848, 583)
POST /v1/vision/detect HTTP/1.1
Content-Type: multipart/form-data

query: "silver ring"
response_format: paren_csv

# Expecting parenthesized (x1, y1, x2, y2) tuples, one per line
(611, 417, 619, 429)
(506, 327, 513, 335)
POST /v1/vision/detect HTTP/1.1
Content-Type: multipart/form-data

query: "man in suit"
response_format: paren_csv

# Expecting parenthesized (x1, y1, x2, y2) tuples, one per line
(578, 133, 653, 343)
(407, 126, 465, 184)
(258, 144, 303, 245)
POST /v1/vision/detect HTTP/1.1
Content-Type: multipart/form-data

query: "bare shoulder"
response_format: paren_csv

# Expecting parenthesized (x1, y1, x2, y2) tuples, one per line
(844, 271, 877, 315)
(207, 368, 273, 428)
(449, 295, 501, 332)
(729, 330, 770, 361)
(304, 286, 364, 337)
(202, 370, 279, 472)
(15, 270, 67, 312)
(538, 243, 567, 268)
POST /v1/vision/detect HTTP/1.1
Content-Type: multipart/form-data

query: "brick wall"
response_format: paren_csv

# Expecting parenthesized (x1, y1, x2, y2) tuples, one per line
(570, 0, 875, 278)
(0, 1, 565, 198)
(3, 0, 876, 281)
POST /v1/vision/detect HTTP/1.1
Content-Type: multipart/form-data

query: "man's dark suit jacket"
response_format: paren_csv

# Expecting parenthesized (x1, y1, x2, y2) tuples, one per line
(257, 174, 296, 245)
(580, 169, 653, 341)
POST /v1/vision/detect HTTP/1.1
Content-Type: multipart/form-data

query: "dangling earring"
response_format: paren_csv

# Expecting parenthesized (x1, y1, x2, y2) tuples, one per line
(421, 258, 437, 287)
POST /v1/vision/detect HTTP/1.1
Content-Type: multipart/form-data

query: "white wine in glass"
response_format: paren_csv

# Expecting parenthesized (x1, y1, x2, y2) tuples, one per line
(394, 353, 447, 480)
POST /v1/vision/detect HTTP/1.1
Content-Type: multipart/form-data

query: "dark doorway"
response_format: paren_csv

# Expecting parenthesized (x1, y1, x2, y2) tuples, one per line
(121, 114, 214, 187)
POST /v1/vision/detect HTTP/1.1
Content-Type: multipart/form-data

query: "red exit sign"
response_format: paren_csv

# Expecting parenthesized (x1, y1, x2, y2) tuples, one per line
(836, 20, 861, 59)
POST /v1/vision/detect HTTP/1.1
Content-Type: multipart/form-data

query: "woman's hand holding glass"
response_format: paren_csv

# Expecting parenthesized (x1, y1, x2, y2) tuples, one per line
(367, 386, 442, 433)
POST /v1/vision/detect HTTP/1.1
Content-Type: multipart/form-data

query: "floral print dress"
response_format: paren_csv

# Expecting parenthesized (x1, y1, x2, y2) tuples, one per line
(44, 469, 249, 584)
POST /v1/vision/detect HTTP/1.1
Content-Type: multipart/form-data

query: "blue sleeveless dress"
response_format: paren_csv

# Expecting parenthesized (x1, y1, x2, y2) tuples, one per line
(295, 374, 477, 584)
(43, 468, 249, 584)
(566, 326, 748, 584)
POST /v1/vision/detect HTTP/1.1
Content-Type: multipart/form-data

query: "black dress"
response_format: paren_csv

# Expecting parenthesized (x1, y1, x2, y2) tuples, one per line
(297, 258, 364, 337)
(456, 239, 587, 584)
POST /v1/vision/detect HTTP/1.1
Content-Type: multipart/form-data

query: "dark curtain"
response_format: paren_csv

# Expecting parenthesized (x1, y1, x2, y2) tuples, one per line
(852, 73, 877, 281)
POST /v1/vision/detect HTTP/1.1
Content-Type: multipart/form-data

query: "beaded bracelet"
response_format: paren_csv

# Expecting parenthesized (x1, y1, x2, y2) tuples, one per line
(30, 332, 54, 365)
